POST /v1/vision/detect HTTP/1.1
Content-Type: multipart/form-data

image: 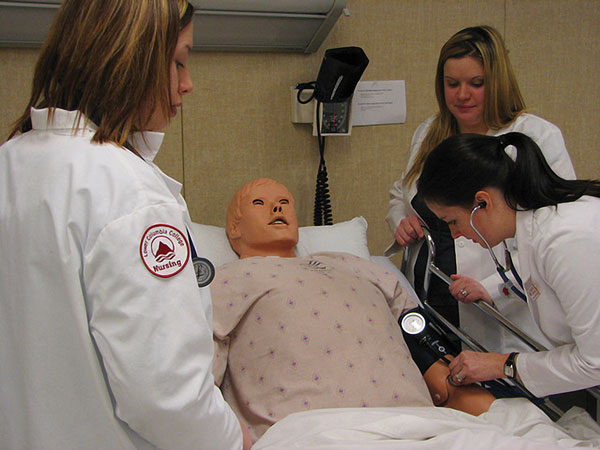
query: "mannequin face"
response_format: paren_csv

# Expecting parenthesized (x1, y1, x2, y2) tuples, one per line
(229, 181, 299, 258)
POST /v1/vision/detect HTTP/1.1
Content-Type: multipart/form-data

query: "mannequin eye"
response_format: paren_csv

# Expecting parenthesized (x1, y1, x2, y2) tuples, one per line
(280, 199, 289, 205)
(252, 199, 264, 205)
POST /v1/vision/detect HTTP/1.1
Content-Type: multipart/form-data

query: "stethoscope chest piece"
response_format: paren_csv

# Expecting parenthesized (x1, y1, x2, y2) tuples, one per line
(401, 311, 427, 335)
(193, 257, 215, 288)
(187, 227, 216, 288)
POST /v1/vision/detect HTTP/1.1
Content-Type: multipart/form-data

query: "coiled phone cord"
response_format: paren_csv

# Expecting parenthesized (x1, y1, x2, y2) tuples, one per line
(313, 99, 333, 225)
(295, 84, 333, 226)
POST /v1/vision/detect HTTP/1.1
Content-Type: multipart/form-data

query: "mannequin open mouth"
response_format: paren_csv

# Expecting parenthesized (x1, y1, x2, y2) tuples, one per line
(269, 218, 288, 225)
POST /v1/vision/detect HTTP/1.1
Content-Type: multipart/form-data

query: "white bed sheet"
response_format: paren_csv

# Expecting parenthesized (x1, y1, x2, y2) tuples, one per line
(253, 398, 600, 449)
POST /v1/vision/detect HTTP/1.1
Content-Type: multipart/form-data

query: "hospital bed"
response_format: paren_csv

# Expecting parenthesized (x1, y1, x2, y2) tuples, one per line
(190, 216, 600, 449)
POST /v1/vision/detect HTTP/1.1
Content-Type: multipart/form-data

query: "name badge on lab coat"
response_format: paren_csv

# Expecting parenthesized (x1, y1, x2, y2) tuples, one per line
(525, 278, 540, 302)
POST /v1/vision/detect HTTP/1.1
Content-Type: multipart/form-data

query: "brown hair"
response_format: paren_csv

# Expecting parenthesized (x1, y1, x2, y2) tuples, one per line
(404, 25, 526, 186)
(8, 0, 194, 147)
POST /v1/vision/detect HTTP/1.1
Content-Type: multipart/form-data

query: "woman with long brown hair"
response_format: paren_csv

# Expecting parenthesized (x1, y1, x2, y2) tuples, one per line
(0, 1, 249, 448)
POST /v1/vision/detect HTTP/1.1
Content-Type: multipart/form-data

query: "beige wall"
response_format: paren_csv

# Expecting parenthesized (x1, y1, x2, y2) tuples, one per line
(1, 0, 598, 257)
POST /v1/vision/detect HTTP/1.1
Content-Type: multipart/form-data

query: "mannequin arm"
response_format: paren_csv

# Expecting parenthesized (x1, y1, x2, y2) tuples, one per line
(423, 359, 496, 416)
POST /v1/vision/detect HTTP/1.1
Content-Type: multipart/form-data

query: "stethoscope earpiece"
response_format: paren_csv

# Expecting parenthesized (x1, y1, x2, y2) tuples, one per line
(470, 203, 486, 216)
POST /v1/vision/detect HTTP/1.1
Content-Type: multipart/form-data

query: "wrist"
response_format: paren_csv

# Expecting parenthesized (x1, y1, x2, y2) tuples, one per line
(503, 352, 519, 380)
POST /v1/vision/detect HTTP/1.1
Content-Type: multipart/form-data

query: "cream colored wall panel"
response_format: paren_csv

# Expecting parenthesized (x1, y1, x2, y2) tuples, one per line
(155, 115, 184, 187)
(0, 48, 39, 140)
(182, 51, 322, 229)
(506, 0, 600, 179)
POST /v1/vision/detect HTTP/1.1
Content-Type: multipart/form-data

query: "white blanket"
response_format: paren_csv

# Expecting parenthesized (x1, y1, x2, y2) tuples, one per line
(253, 398, 600, 449)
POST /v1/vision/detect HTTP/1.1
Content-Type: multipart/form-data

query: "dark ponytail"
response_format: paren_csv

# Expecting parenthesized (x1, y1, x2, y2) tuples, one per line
(417, 131, 600, 210)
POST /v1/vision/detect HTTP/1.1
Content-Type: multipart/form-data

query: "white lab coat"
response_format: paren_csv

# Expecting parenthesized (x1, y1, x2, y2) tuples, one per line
(0, 108, 242, 450)
(386, 113, 576, 353)
(515, 196, 600, 397)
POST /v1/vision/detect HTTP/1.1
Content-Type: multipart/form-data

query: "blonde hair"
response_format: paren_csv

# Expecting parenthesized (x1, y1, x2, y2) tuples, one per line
(226, 178, 295, 254)
(404, 25, 526, 185)
(8, 0, 193, 146)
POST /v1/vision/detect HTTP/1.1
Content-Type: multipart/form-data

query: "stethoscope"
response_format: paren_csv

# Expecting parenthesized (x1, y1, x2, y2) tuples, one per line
(470, 204, 527, 302)
(186, 227, 215, 288)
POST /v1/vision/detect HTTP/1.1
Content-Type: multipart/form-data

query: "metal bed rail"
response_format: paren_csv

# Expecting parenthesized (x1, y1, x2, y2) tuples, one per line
(401, 228, 600, 420)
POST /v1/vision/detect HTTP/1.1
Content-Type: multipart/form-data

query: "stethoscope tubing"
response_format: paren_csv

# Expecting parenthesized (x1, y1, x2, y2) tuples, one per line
(469, 205, 528, 302)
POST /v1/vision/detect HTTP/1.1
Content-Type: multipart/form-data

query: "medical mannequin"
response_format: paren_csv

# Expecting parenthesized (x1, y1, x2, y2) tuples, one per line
(386, 25, 574, 353)
(417, 132, 600, 397)
(212, 178, 495, 442)
(0, 1, 249, 449)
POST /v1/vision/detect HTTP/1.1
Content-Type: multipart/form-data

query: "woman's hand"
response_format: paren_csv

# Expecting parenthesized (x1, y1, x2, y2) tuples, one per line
(394, 215, 426, 246)
(448, 351, 508, 385)
(449, 274, 494, 306)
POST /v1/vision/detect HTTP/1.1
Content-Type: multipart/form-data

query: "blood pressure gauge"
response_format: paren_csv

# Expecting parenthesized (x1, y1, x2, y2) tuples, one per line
(401, 311, 427, 335)
(321, 101, 349, 134)
(314, 99, 352, 136)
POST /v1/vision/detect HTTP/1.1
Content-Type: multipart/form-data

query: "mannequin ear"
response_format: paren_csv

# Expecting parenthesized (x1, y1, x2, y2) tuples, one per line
(228, 222, 241, 240)
(226, 223, 242, 256)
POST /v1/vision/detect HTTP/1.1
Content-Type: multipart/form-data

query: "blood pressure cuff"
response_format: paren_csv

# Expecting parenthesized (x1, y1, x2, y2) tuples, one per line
(401, 307, 455, 375)
(314, 46, 369, 103)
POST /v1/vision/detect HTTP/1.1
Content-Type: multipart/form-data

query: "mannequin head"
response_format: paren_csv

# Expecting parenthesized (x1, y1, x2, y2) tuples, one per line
(226, 178, 299, 258)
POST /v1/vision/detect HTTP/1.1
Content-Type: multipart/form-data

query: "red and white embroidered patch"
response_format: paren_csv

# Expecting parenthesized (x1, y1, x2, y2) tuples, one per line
(140, 224, 189, 278)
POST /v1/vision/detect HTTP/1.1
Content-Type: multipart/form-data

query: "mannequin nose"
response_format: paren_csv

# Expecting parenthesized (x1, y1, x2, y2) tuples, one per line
(273, 206, 282, 213)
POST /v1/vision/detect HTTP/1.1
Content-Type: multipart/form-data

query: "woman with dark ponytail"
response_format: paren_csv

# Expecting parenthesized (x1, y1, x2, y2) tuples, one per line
(417, 131, 600, 397)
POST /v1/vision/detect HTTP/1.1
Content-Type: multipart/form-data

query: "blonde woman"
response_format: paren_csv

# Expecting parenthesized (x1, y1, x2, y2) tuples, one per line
(386, 25, 575, 353)
(0, 1, 250, 448)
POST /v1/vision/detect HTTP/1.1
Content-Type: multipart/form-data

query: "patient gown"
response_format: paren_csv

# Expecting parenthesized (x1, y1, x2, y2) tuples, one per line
(211, 252, 433, 441)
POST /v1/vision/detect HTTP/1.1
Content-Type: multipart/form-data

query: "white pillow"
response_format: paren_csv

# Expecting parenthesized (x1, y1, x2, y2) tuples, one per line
(296, 216, 370, 259)
(189, 216, 371, 268)
(188, 223, 239, 268)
